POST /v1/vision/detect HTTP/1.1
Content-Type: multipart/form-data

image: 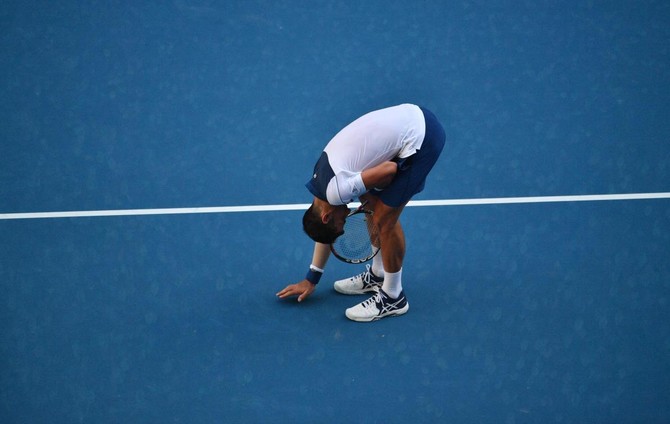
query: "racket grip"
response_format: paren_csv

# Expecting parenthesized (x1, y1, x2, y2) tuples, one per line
(305, 264, 324, 285)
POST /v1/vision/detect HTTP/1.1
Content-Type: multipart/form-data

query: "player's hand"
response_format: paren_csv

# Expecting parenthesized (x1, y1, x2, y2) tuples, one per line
(276, 279, 316, 302)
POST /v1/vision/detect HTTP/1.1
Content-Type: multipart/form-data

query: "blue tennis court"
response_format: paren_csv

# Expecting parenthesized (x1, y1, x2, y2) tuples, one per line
(2, 1, 669, 423)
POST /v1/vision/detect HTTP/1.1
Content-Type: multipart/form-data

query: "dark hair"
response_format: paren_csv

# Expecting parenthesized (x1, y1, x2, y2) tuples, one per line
(302, 204, 343, 244)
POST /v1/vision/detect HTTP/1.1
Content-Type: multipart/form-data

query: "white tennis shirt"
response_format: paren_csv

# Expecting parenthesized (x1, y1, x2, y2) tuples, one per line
(316, 104, 426, 205)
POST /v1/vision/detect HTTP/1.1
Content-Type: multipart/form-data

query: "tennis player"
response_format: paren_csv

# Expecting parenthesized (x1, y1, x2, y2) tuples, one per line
(277, 104, 446, 322)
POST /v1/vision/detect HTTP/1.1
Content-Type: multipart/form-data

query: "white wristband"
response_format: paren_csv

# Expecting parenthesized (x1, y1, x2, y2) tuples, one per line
(309, 264, 325, 273)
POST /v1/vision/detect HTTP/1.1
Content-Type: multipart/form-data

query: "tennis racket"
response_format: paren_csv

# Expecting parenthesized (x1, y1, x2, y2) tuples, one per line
(330, 201, 380, 264)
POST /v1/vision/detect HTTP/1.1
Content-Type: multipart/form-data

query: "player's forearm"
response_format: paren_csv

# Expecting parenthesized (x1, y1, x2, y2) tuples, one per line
(361, 161, 398, 190)
(311, 242, 331, 270)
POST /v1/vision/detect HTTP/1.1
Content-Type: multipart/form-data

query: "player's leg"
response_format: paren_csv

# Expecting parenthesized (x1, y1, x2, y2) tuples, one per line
(372, 200, 405, 275)
(345, 200, 410, 322)
(364, 194, 386, 278)
(334, 197, 407, 295)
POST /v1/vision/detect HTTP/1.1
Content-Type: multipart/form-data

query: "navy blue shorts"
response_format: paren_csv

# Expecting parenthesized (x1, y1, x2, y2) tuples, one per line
(369, 106, 446, 207)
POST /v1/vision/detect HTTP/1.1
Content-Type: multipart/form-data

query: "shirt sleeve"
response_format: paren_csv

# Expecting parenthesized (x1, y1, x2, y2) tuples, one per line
(326, 172, 366, 205)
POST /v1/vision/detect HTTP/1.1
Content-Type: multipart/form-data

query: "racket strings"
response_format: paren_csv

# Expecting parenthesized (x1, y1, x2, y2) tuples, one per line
(331, 211, 379, 263)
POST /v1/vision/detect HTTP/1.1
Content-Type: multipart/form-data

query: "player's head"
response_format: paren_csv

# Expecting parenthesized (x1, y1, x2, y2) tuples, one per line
(303, 200, 346, 244)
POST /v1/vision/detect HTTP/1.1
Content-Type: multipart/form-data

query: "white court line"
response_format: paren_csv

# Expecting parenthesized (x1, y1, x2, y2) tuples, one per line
(1, 192, 669, 220)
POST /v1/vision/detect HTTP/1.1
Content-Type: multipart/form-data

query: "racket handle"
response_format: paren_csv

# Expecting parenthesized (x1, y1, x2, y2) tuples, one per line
(348, 200, 369, 217)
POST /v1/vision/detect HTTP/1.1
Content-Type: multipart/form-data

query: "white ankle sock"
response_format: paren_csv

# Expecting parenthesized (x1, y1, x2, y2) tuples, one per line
(382, 269, 402, 298)
(371, 246, 384, 277)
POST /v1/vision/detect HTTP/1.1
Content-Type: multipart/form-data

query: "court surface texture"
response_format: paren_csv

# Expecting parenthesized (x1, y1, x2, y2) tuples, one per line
(2, 1, 669, 423)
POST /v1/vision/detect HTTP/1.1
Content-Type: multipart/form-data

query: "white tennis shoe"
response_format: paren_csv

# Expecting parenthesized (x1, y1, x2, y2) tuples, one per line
(333, 264, 383, 295)
(345, 289, 409, 322)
